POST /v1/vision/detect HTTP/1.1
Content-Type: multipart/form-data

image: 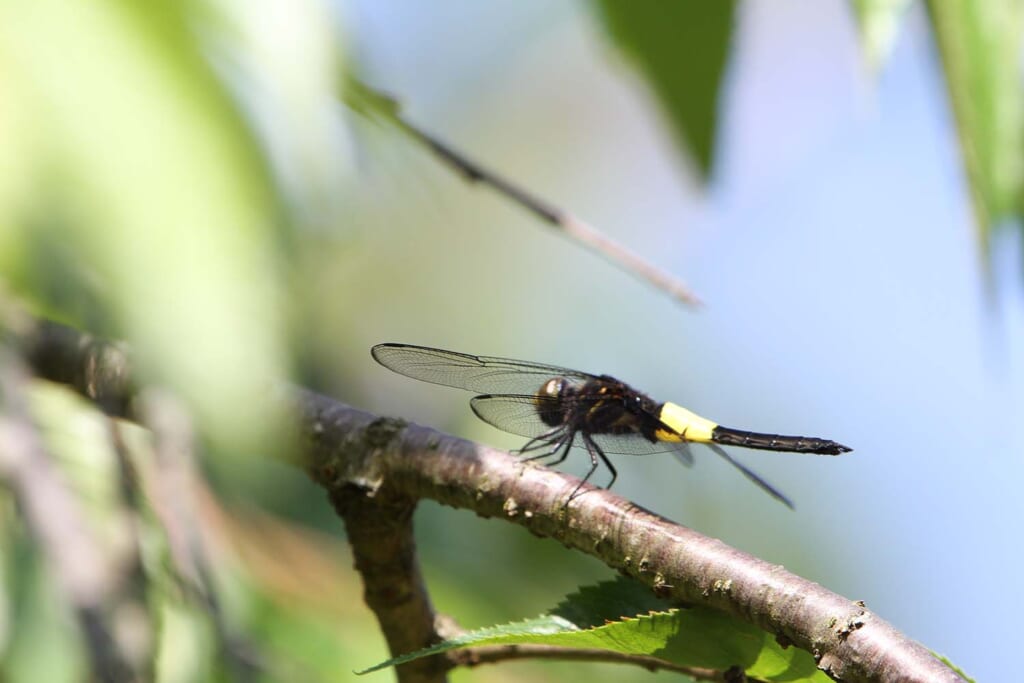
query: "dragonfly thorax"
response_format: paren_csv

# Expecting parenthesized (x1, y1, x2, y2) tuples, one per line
(533, 376, 661, 437)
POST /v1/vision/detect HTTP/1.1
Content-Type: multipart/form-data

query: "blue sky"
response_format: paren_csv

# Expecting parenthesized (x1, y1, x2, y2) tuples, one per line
(340, 2, 1024, 680)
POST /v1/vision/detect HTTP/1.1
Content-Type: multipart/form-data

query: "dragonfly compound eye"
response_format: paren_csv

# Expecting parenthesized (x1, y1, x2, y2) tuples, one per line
(535, 377, 569, 427)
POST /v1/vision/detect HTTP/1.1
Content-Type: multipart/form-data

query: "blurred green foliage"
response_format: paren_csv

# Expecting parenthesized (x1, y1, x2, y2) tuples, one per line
(0, 0, 293, 457)
(0, 1, 1016, 681)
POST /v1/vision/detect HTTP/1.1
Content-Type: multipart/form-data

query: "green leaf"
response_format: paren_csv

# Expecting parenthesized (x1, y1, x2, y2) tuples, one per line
(849, 0, 913, 73)
(927, 0, 1024, 248)
(358, 578, 831, 681)
(591, 1, 737, 179)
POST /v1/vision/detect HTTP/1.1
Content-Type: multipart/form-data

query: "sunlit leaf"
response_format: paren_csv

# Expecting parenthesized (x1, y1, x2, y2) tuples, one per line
(358, 578, 831, 681)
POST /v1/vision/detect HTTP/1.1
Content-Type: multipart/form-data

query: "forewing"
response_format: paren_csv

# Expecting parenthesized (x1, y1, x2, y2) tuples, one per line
(372, 343, 596, 394)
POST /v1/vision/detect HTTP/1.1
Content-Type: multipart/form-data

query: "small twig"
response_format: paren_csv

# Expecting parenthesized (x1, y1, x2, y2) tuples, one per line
(105, 422, 156, 678)
(400, 122, 702, 308)
(346, 80, 702, 308)
(142, 391, 264, 681)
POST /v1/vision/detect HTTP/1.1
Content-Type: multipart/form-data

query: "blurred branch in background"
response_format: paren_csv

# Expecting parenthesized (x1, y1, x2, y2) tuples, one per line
(0, 350, 137, 682)
(0, 309, 263, 681)
(344, 79, 703, 309)
(141, 392, 263, 680)
(4, 316, 964, 683)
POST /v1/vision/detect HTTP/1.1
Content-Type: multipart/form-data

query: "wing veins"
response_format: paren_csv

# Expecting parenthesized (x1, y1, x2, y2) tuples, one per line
(372, 343, 596, 394)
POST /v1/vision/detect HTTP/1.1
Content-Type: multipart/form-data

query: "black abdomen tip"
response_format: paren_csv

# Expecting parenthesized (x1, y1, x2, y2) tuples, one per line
(815, 440, 852, 455)
(712, 427, 852, 455)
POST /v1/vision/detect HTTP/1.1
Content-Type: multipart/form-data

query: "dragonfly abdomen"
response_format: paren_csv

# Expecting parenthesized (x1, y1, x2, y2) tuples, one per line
(711, 426, 850, 455)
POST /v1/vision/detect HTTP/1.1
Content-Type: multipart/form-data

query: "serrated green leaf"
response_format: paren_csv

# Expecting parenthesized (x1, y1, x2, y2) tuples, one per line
(591, 1, 736, 179)
(849, 0, 913, 73)
(358, 578, 831, 681)
(548, 574, 670, 627)
(927, 0, 1024, 249)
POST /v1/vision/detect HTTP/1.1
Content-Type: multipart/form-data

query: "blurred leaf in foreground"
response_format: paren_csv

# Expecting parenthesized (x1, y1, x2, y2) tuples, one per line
(591, 1, 737, 179)
(0, 0, 299, 454)
(927, 0, 1024, 250)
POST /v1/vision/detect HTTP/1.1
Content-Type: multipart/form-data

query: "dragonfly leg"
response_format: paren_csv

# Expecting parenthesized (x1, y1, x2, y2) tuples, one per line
(520, 430, 577, 466)
(521, 432, 575, 467)
(565, 433, 617, 503)
(582, 432, 617, 490)
(516, 426, 566, 455)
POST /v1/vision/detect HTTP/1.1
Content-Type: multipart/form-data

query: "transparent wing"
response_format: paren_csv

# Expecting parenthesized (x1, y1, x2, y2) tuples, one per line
(705, 443, 794, 509)
(671, 440, 695, 467)
(372, 343, 597, 395)
(588, 432, 691, 457)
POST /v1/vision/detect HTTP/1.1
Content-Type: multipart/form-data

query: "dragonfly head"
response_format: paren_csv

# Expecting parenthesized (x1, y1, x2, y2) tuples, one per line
(535, 377, 570, 427)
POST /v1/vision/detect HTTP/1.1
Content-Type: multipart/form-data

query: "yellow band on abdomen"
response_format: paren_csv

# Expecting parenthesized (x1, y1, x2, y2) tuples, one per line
(655, 402, 718, 443)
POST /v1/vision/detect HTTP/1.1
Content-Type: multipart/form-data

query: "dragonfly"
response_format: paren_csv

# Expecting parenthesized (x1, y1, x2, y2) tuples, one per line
(371, 343, 851, 507)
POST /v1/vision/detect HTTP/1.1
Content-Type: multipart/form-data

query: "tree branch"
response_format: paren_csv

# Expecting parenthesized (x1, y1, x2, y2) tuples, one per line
(11, 318, 962, 682)
(297, 390, 959, 683)
(328, 483, 445, 683)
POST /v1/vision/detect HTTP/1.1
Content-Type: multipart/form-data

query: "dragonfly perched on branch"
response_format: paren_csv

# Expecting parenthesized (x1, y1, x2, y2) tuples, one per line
(372, 343, 850, 508)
